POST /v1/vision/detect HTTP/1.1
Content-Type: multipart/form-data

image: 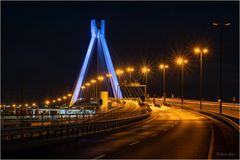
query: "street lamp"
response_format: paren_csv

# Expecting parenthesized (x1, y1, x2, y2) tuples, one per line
(212, 22, 231, 115)
(116, 69, 124, 98)
(194, 47, 208, 110)
(116, 69, 124, 81)
(85, 82, 91, 98)
(176, 57, 188, 107)
(126, 67, 134, 83)
(80, 85, 86, 98)
(45, 100, 50, 108)
(91, 79, 97, 98)
(159, 64, 169, 104)
(106, 73, 112, 94)
(141, 66, 150, 97)
(97, 76, 104, 95)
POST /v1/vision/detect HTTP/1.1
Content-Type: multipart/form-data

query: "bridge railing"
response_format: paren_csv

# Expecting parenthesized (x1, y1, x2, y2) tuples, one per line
(1, 108, 151, 144)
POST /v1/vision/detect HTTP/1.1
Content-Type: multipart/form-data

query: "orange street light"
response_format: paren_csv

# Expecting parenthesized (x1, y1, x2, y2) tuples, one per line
(194, 47, 209, 110)
(175, 56, 188, 107)
(159, 64, 169, 103)
(45, 100, 50, 105)
(126, 67, 134, 82)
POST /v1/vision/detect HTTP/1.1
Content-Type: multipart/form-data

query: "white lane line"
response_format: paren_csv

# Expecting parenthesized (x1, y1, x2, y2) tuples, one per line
(151, 133, 158, 137)
(129, 140, 140, 146)
(163, 129, 168, 132)
(92, 154, 105, 159)
(208, 125, 214, 159)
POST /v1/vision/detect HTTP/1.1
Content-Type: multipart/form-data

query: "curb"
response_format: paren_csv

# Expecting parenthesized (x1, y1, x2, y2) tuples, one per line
(177, 106, 240, 132)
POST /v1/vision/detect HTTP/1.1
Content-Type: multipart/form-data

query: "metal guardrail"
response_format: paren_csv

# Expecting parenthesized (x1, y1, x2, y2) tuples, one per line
(1, 109, 151, 144)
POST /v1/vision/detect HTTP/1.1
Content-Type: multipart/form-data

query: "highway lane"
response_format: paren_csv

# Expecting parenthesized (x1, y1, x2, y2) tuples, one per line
(164, 98, 239, 119)
(3, 106, 239, 159)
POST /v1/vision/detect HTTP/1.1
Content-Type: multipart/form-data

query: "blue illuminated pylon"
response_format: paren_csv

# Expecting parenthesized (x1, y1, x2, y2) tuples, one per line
(70, 19, 123, 106)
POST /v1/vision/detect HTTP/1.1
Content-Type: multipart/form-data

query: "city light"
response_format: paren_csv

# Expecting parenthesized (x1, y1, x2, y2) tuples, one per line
(159, 64, 169, 69)
(194, 47, 208, 54)
(81, 86, 86, 89)
(142, 66, 150, 73)
(127, 67, 134, 72)
(106, 73, 112, 77)
(176, 57, 188, 65)
(25, 103, 29, 107)
(97, 76, 104, 81)
(12, 104, 16, 107)
(32, 102, 37, 107)
(67, 93, 72, 97)
(91, 79, 96, 83)
(52, 100, 56, 103)
(116, 69, 124, 75)
(45, 100, 50, 105)
(57, 98, 62, 102)
(85, 83, 91, 86)
(63, 96, 67, 100)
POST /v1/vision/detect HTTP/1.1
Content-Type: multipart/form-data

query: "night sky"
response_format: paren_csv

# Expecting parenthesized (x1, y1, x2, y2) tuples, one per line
(1, 1, 239, 104)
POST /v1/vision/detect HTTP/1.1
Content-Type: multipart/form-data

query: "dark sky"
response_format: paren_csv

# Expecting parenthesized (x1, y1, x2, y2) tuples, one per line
(1, 1, 239, 104)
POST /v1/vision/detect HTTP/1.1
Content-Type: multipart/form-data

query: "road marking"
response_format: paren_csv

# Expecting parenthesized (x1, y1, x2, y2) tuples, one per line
(208, 125, 214, 159)
(163, 129, 168, 132)
(129, 140, 140, 146)
(92, 154, 105, 159)
(151, 133, 158, 137)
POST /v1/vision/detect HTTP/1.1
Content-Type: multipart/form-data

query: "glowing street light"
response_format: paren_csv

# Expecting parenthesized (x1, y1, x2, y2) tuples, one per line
(63, 96, 67, 100)
(141, 66, 150, 97)
(159, 64, 169, 104)
(116, 69, 124, 76)
(45, 100, 50, 105)
(32, 102, 37, 107)
(97, 76, 104, 93)
(91, 79, 97, 98)
(57, 98, 62, 102)
(85, 82, 91, 98)
(194, 47, 208, 110)
(67, 93, 72, 97)
(106, 73, 112, 78)
(25, 103, 29, 107)
(116, 69, 124, 83)
(176, 57, 188, 107)
(126, 67, 134, 83)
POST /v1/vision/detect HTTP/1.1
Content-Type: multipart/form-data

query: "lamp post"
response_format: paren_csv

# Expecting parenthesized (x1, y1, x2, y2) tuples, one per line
(97, 76, 104, 97)
(85, 83, 91, 98)
(159, 64, 169, 104)
(212, 22, 231, 115)
(106, 73, 112, 93)
(116, 69, 124, 98)
(91, 79, 97, 99)
(194, 47, 208, 110)
(80, 86, 86, 98)
(127, 67, 134, 83)
(141, 66, 150, 97)
(176, 57, 188, 107)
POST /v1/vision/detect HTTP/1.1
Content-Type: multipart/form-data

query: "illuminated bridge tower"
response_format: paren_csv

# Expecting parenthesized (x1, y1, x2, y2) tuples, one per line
(69, 19, 123, 106)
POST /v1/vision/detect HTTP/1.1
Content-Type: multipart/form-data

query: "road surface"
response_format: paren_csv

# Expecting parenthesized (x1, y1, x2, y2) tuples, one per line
(2, 105, 239, 159)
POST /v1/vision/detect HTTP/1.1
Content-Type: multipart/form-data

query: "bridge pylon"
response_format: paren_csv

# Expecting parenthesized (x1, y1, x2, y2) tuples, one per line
(69, 19, 123, 106)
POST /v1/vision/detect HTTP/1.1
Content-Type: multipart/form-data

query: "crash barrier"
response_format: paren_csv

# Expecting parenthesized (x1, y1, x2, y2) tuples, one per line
(1, 106, 124, 129)
(1, 108, 151, 143)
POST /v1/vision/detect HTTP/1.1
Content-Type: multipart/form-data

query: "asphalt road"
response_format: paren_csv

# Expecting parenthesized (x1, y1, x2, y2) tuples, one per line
(2, 105, 239, 159)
